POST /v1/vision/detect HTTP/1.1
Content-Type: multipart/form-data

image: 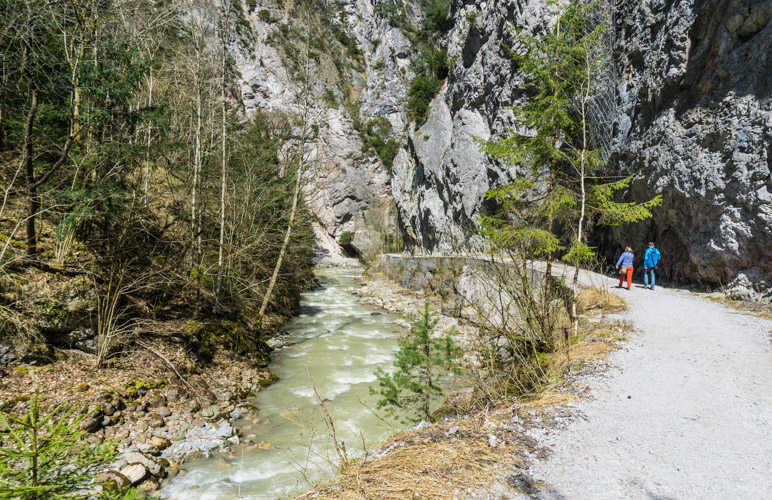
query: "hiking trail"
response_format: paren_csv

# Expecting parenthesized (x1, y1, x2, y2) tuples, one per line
(526, 267, 772, 499)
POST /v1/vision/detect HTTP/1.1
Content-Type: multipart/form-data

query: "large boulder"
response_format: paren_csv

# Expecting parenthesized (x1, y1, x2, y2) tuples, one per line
(123, 452, 163, 476)
(598, 0, 772, 289)
(119, 463, 149, 485)
(93, 470, 131, 489)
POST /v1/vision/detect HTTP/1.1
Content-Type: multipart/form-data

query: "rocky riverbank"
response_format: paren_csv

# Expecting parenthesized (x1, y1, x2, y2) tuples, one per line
(0, 332, 279, 496)
(302, 258, 637, 498)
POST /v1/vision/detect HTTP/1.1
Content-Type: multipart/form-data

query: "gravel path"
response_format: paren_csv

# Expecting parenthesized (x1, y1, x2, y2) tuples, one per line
(528, 271, 772, 499)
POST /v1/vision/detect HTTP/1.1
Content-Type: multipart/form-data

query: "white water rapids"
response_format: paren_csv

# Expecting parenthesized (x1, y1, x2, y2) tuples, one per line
(162, 267, 405, 499)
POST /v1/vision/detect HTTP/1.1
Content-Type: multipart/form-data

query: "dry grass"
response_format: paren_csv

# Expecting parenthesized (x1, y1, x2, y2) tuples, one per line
(516, 317, 633, 421)
(300, 419, 523, 500)
(577, 288, 627, 315)
(703, 294, 772, 320)
(0, 325, 271, 432)
(299, 289, 635, 500)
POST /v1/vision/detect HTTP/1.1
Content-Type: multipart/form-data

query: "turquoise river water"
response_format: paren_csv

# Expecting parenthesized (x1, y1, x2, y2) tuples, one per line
(162, 267, 404, 499)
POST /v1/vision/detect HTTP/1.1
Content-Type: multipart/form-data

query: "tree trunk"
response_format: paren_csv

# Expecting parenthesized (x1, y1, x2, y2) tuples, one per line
(423, 309, 432, 421)
(24, 92, 39, 257)
(570, 49, 593, 338)
(257, 162, 302, 326)
(143, 70, 153, 204)
(191, 69, 202, 308)
(217, 16, 228, 295)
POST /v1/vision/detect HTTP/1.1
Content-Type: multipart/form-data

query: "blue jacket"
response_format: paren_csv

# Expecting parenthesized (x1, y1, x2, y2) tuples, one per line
(644, 247, 661, 268)
(616, 251, 634, 268)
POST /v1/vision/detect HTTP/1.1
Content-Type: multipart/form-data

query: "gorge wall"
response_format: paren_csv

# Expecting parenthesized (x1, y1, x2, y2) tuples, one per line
(225, 0, 771, 296)
(390, 0, 771, 296)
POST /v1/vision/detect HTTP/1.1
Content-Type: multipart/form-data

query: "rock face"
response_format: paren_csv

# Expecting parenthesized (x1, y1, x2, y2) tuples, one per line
(601, 0, 771, 293)
(219, 0, 770, 292)
(225, 1, 411, 259)
(389, 0, 771, 294)
(393, 1, 543, 252)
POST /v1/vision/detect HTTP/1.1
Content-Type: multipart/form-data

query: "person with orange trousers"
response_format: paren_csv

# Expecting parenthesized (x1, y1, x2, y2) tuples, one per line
(616, 246, 634, 289)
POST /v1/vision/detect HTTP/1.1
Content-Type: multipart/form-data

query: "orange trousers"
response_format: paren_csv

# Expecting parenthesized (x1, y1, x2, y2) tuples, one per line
(619, 267, 633, 288)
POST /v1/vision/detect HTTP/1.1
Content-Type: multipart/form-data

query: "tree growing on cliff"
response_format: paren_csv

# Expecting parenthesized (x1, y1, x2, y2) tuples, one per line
(480, 0, 661, 336)
(371, 301, 462, 423)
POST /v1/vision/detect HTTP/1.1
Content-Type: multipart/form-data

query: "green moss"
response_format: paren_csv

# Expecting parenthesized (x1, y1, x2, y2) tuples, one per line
(257, 373, 279, 387)
(0, 234, 26, 250)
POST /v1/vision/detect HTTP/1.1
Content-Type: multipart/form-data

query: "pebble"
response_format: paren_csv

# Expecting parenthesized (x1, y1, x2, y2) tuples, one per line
(201, 405, 221, 418)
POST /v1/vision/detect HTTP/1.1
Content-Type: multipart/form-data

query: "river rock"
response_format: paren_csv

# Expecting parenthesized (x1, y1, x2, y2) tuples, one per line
(120, 464, 149, 485)
(155, 406, 171, 418)
(146, 413, 165, 428)
(149, 436, 171, 450)
(165, 387, 180, 402)
(146, 395, 166, 408)
(137, 443, 160, 456)
(124, 452, 163, 476)
(137, 477, 159, 492)
(167, 467, 179, 477)
(94, 470, 131, 489)
(185, 399, 200, 414)
(80, 414, 102, 433)
(216, 390, 234, 402)
(200, 405, 220, 418)
(214, 422, 235, 439)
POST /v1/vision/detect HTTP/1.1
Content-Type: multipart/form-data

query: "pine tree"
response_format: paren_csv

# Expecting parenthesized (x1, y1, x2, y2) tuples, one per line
(480, 0, 662, 336)
(371, 302, 462, 423)
(0, 390, 129, 499)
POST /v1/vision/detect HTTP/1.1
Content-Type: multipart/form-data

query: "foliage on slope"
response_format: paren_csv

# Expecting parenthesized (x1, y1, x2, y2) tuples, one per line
(0, 0, 314, 369)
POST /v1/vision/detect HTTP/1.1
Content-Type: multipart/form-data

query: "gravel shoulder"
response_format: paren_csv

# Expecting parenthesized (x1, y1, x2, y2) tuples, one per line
(528, 269, 772, 499)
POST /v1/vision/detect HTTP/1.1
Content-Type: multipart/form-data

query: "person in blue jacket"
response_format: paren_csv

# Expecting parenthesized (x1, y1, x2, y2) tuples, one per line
(643, 241, 661, 289)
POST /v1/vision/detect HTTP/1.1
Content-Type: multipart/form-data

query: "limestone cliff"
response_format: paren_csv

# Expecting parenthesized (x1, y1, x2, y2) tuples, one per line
(224, 0, 770, 296)
(225, 0, 414, 260)
(389, 0, 771, 297)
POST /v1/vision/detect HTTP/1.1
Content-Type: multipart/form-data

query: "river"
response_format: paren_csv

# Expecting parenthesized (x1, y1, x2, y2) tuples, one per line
(162, 266, 404, 499)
